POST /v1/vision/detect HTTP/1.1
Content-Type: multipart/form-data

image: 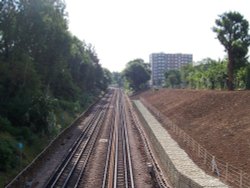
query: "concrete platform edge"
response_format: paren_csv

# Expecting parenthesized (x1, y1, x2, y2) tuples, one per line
(133, 100, 228, 188)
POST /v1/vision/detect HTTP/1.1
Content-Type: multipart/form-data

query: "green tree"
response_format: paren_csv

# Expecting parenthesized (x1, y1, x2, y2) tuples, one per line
(180, 58, 227, 90)
(246, 64, 250, 89)
(213, 11, 250, 90)
(0, 0, 113, 182)
(0, 0, 18, 59)
(200, 58, 227, 89)
(123, 59, 150, 91)
(164, 69, 181, 88)
(102, 68, 112, 89)
(112, 72, 124, 87)
(180, 64, 195, 88)
(0, 138, 18, 171)
(18, 0, 70, 95)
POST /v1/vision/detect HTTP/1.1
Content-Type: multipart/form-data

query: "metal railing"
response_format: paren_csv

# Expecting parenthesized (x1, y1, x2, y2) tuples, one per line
(140, 97, 250, 188)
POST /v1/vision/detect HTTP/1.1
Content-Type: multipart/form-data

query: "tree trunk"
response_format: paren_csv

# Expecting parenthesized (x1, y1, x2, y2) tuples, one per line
(246, 66, 250, 89)
(227, 51, 234, 91)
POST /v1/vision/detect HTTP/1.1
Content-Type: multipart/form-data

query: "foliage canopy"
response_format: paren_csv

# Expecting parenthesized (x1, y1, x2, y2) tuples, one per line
(123, 59, 150, 92)
(213, 11, 250, 90)
(0, 0, 111, 182)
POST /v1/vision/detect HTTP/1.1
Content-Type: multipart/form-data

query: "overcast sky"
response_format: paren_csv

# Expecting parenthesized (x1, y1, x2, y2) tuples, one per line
(65, 0, 250, 72)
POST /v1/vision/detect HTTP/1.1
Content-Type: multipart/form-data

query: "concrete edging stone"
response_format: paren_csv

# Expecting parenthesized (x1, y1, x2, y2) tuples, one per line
(133, 100, 228, 188)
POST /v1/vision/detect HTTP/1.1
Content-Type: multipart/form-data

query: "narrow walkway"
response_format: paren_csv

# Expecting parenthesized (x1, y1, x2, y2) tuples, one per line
(133, 100, 228, 188)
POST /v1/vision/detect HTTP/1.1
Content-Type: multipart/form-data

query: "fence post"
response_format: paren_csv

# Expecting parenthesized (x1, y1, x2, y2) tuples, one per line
(191, 139, 195, 151)
(211, 156, 220, 176)
(212, 156, 215, 173)
(186, 134, 190, 146)
(204, 150, 207, 165)
(240, 170, 243, 188)
(198, 144, 200, 157)
(225, 163, 228, 181)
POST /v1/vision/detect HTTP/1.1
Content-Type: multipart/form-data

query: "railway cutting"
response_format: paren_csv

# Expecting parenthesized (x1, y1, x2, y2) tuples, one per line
(6, 88, 170, 188)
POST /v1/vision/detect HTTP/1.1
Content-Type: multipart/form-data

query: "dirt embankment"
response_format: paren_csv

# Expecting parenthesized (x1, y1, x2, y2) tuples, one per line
(139, 89, 250, 174)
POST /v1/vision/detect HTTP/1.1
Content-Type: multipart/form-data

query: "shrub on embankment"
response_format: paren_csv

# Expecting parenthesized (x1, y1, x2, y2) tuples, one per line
(0, 0, 111, 186)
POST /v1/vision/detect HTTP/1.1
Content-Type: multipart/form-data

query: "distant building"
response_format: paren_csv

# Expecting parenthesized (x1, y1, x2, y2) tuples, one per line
(150, 52, 193, 86)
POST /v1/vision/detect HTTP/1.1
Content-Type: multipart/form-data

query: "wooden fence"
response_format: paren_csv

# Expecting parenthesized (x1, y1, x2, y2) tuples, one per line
(140, 97, 250, 188)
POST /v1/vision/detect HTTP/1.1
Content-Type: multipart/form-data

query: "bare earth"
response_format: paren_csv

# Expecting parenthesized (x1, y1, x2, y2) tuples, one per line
(139, 89, 250, 175)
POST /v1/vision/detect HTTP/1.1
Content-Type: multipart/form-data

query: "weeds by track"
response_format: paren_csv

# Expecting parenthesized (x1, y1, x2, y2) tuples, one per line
(45, 91, 113, 188)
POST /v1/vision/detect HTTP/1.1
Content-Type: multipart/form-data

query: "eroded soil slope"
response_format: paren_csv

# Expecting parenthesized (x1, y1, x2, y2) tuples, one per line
(139, 89, 250, 174)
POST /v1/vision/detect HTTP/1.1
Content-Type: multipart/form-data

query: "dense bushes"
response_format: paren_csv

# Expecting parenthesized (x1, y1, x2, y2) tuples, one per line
(0, 0, 112, 183)
(0, 138, 18, 171)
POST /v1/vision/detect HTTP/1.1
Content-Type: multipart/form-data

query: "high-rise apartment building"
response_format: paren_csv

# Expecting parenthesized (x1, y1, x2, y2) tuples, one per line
(150, 52, 193, 86)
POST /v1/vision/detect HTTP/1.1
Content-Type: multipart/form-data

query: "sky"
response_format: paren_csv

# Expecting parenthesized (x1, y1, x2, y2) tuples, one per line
(64, 0, 250, 72)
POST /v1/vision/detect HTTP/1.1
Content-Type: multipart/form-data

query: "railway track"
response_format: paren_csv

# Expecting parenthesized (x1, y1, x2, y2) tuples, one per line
(125, 94, 171, 188)
(45, 89, 135, 188)
(45, 91, 113, 188)
(102, 89, 135, 188)
(41, 88, 169, 187)
(6, 88, 171, 187)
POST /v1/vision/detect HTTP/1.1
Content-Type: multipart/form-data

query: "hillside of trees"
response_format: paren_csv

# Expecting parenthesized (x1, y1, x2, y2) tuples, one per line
(0, 0, 111, 185)
(164, 58, 250, 90)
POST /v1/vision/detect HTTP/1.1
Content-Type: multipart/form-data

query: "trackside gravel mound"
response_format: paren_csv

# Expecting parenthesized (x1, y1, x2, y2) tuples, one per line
(139, 89, 250, 175)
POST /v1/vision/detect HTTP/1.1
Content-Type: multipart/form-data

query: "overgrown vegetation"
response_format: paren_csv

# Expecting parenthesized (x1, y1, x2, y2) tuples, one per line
(0, 0, 111, 185)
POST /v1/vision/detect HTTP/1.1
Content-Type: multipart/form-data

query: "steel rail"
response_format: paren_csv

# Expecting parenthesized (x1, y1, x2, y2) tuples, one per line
(102, 89, 135, 188)
(121, 93, 135, 188)
(73, 91, 116, 188)
(45, 110, 102, 187)
(61, 110, 105, 187)
(101, 90, 118, 188)
(125, 94, 171, 188)
(113, 90, 121, 187)
(45, 92, 112, 187)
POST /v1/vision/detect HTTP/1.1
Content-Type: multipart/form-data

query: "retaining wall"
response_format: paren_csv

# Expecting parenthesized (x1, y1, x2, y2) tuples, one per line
(133, 100, 228, 188)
